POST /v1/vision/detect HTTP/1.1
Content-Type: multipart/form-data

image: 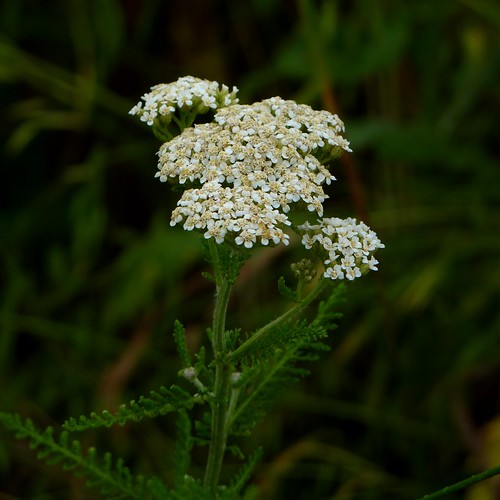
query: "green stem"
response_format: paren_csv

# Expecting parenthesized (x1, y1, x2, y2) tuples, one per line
(416, 465, 500, 500)
(203, 242, 234, 491)
(228, 278, 330, 362)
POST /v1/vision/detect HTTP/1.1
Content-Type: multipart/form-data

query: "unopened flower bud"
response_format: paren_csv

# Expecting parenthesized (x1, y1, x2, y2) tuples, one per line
(291, 259, 317, 283)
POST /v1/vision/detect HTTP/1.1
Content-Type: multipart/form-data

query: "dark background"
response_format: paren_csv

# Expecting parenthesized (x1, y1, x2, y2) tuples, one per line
(1, 0, 499, 498)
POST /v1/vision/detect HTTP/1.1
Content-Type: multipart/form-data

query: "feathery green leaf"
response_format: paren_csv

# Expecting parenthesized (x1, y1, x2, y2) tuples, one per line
(173, 320, 192, 368)
(227, 447, 263, 495)
(63, 385, 201, 431)
(0, 412, 166, 499)
(228, 334, 329, 436)
(277, 276, 299, 302)
(174, 410, 192, 487)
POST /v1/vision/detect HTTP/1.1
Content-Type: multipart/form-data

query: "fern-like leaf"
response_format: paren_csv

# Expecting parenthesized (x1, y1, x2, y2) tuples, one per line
(217, 244, 248, 284)
(173, 409, 192, 487)
(228, 323, 330, 436)
(239, 318, 329, 363)
(63, 385, 201, 431)
(226, 287, 342, 437)
(173, 320, 192, 368)
(226, 447, 263, 496)
(277, 276, 298, 302)
(236, 283, 343, 362)
(313, 283, 345, 330)
(169, 474, 210, 500)
(0, 412, 168, 499)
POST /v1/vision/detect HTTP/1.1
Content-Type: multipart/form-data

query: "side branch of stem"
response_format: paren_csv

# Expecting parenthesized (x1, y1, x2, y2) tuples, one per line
(228, 278, 330, 362)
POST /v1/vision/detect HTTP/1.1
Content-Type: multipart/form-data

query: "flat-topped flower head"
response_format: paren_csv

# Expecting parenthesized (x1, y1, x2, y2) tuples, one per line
(132, 77, 383, 274)
(157, 98, 351, 249)
(129, 76, 239, 138)
(215, 97, 352, 159)
(298, 217, 385, 280)
(171, 181, 291, 248)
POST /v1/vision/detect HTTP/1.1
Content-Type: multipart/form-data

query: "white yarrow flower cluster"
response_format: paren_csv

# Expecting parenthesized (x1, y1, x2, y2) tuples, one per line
(131, 77, 384, 280)
(299, 217, 385, 280)
(129, 76, 239, 126)
(171, 181, 291, 247)
(157, 97, 351, 249)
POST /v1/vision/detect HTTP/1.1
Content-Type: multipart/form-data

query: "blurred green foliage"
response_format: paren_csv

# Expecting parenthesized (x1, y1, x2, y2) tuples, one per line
(1, 0, 499, 498)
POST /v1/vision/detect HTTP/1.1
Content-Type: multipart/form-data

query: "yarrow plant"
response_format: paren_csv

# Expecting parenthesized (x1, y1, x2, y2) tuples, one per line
(1, 76, 385, 499)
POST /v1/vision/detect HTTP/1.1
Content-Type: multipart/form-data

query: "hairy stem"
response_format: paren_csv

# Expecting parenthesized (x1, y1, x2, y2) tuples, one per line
(203, 242, 234, 491)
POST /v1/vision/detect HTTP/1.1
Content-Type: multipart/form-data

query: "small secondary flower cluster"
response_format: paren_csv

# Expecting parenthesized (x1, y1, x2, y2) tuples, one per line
(129, 76, 239, 127)
(299, 217, 385, 280)
(131, 76, 384, 280)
